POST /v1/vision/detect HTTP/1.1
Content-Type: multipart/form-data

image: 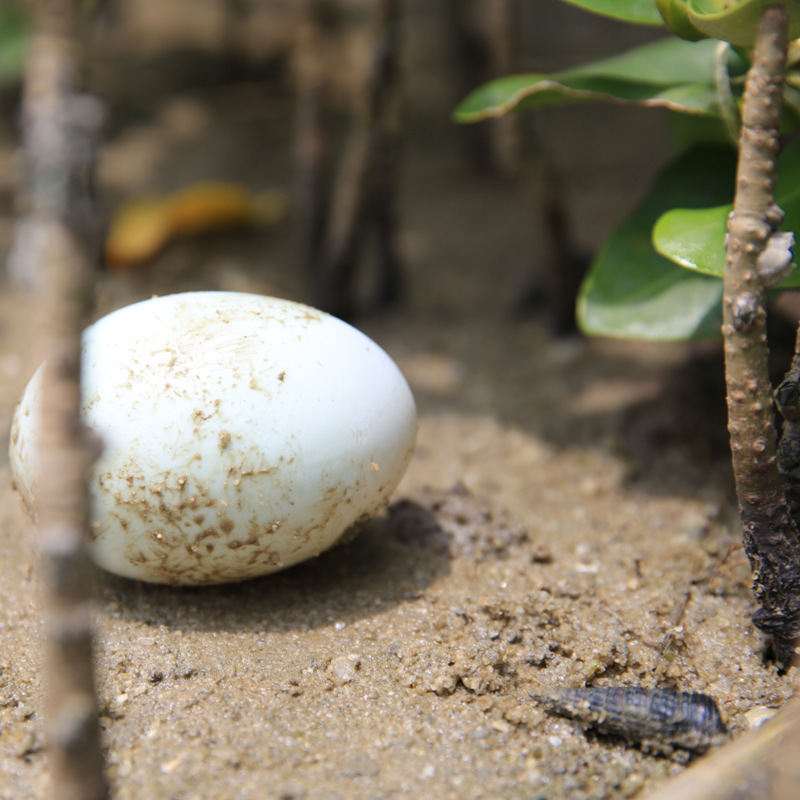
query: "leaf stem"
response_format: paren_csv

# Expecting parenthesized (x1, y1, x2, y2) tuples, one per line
(714, 40, 740, 146)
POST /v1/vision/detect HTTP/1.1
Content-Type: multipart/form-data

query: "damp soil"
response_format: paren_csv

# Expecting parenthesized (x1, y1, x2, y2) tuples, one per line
(1, 8, 798, 799)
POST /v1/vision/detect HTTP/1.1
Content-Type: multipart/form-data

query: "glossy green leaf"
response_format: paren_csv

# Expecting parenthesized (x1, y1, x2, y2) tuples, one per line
(578, 148, 737, 340)
(653, 204, 729, 276)
(455, 38, 747, 122)
(653, 136, 800, 285)
(560, 0, 665, 25)
(688, 0, 800, 47)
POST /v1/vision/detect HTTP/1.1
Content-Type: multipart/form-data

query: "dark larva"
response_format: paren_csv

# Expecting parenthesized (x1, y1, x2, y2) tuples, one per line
(532, 687, 728, 754)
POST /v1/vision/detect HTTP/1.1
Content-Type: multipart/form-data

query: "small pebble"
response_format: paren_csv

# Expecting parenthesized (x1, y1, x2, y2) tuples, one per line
(330, 654, 361, 686)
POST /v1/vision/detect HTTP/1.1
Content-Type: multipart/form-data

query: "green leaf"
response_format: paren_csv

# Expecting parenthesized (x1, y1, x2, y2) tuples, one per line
(655, 0, 709, 40)
(688, 0, 800, 47)
(668, 110, 734, 150)
(0, 6, 29, 84)
(578, 147, 737, 340)
(653, 204, 729, 276)
(653, 136, 800, 286)
(560, 0, 665, 25)
(455, 38, 747, 122)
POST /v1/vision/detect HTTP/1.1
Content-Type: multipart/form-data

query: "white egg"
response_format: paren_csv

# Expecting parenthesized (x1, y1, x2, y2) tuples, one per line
(10, 292, 417, 585)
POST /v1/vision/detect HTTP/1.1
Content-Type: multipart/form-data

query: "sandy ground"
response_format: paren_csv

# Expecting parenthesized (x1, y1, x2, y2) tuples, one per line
(1, 3, 799, 798)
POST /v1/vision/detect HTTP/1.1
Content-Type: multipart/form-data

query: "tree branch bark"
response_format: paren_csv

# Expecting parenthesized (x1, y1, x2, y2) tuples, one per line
(723, 4, 800, 669)
(17, 1, 108, 797)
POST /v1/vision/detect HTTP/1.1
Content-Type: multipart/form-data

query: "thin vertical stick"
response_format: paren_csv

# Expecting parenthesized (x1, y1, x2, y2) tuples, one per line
(293, 0, 329, 275)
(486, 0, 521, 175)
(723, 5, 800, 668)
(18, 1, 108, 798)
(364, 0, 403, 309)
(313, 0, 403, 318)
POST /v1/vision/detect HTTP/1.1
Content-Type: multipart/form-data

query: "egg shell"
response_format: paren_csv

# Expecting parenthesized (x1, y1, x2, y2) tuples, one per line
(9, 292, 417, 585)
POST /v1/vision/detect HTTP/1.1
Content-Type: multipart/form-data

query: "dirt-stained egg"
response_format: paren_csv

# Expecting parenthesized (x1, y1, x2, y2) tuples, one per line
(9, 291, 417, 585)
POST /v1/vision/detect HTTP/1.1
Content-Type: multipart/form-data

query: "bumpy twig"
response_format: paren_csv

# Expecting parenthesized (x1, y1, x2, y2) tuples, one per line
(723, 5, 800, 668)
(16, 1, 108, 798)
